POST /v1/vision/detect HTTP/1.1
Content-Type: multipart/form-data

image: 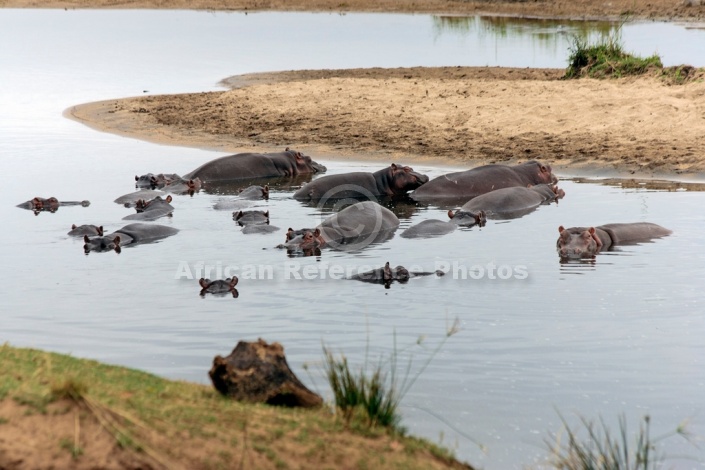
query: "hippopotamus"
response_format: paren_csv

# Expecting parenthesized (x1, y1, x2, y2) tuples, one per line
(124, 195, 174, 221)
(135, 173, 181, 189)
(556, 223, 672, 259)
(83, 223, 179, 254)
(447, 184, 560, 224)
(349, 261, 445, 288)
(400, 208, 486, 239)
(183, 148, 326, 183)
(455, 184, 564, 220)
(411, 161, 558, 204)
(234, 210, 269, 226)
(199, 277, 239, 298)
(239, 185, 269, 200)
(293, 164, 428, 201)
(281, 201, 399, 256)
(17, 197, 90, 214)
(68, 224, 104, 237)
(114, 189, 166, 206)
(162, 177, 202, 195)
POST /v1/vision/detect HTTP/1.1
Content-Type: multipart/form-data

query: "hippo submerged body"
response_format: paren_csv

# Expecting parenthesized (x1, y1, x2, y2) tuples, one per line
(83, 223, 179, 254)
(411, 161, 557, 204)
(282, 201, 400, 256)
(183, 149, 326, 183)
(293, 164, 428, 201)
(556, 223, 672, 259)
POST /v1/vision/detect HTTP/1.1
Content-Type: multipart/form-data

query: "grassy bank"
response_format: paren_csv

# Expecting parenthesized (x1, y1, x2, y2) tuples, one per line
(0, 344, 470, 470)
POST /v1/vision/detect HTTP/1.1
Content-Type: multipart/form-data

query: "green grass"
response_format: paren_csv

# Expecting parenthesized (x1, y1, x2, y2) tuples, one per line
(0, 342, 468, 470)
(564, 34, 662, 79)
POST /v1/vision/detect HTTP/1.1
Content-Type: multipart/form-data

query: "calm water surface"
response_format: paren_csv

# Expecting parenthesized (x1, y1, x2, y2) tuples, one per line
(1, 10, 704, 469)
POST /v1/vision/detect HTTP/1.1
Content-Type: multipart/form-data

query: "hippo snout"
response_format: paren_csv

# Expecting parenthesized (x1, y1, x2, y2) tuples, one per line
(312, 162, 327, 173)
(417, 173, 429, 184)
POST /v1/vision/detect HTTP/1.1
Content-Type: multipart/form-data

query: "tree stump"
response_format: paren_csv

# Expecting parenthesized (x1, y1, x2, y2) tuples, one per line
(209, 338, 322, 408)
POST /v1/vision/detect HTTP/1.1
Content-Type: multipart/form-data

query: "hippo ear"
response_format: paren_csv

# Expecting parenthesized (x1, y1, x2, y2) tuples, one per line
(72, 224, 77, 229)
(230, 276, 239, 288)
(391, 163, 398, 170)
(166, 195, 173, 203)
(314, 228, 321, 237)
(114, 245, 122, 254)
(588, 227, 603, 248)
(285, 147, 290, 152)
(558, 225, 565, 233)
(383, 262, 392, 281)
(264, 211, 269, 218)
(199, 278, 209, 289)
(135, 175, 139, 181)
(113, 235, 121, 246)
(97, 226, 104, 236)
(235, 211, 243, 220)
(447, 209, 455, 219)
(83, 235, 90, 243)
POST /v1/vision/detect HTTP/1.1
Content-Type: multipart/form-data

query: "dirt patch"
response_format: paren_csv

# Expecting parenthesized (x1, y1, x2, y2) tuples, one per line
(68, 66, 705, 179)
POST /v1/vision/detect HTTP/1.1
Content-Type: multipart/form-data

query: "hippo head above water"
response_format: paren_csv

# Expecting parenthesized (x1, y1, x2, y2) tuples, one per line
(556, 226, 602, 258)
(285, 147, 327, 175)
(83, 235, 123, 254)
(529, 161, 558, 185)
(447, 209, 487, 227)
(199, 277, 239, 298)
(282, 228, 325, 257)
(386, 163, 429, 194)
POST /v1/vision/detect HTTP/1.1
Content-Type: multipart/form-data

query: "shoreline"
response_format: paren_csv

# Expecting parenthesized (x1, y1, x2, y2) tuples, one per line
(67, 66, 705, 183)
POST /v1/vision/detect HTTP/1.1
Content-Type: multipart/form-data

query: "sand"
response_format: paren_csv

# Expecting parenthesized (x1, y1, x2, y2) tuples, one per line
(67, 66, 705, 179)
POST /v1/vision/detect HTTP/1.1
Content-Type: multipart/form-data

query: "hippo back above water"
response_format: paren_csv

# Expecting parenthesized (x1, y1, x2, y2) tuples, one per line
(282, 201, 400, 255)
(411, 161, 557, 203)
(183, 148, 326, 183)
(293, 164, 428, 201)
(453, 184, 564, 220)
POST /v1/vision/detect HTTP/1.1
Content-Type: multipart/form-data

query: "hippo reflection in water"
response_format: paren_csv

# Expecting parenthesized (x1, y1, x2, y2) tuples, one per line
(281, 201, 400, 257)
(411, 160, 557, 203)
(183, 148, 326, 183)
(83, 223, 179, 254)
(556, 222, 672, 259)
(293, 164, 428, 202)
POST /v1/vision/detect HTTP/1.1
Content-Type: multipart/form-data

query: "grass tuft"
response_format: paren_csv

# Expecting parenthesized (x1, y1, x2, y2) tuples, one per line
(546, 412, 696, 469)
(324, 318, 460, 434)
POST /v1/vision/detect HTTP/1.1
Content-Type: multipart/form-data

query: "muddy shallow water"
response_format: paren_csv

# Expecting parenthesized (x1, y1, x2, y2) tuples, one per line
(1, 9, 704, 469)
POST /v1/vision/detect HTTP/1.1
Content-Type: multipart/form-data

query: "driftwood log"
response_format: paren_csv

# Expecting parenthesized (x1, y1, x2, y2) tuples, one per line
(209, 338, 322, 408)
